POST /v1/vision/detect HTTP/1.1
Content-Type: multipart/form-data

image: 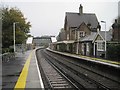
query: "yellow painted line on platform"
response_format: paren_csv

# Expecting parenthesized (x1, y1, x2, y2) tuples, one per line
(48, 49, 120, 66)
(79, 55, 120, 65)
(66, 52, 120, 65)
(14, 51, 33, 89)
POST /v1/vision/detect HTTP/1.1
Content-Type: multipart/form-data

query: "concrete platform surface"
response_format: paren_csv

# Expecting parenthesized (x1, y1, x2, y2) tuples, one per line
(2, 49, 44, 89)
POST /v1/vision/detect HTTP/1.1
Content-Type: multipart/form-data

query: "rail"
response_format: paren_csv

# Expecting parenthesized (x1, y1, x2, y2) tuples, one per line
(36, 49, 78, 89)
(45, 49, 120, 89)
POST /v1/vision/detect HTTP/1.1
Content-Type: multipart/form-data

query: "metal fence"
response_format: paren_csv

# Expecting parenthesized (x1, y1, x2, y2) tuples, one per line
(1, 53, 15, 63)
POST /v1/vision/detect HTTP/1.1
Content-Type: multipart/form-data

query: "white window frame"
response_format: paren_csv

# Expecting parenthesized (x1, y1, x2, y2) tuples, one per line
(67, 34, 69, 40)
(97, 41, 104, 51)
(86, 43, 89, 52)
(81, 43, 84, 52)
(75, 30, 77, 40)
(79, 31, 85, 37)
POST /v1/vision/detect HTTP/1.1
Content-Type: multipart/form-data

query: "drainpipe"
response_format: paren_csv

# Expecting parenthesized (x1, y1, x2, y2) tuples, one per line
(77, 30, 79, 54)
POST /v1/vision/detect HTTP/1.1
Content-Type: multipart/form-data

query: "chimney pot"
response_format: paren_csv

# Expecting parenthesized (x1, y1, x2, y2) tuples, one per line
(79, 4, 83, 15)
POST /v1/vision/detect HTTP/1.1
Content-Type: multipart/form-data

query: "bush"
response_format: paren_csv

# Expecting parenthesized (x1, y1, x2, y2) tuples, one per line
(2, 48, 9, 53)
(107, 44, 120, 61)
(9, 48, 14, 52)
(2, 48, 14, 54)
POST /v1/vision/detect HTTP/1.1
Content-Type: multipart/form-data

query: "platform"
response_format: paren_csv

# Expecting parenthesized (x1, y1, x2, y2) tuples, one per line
(47, 48, 120, 69)
(2, 49, 44, 89)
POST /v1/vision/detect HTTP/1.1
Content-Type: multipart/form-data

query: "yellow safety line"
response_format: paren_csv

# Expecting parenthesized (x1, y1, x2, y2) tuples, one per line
(14, 51, 33, 90)
(79, 55, 120, 65)
(65, 52, 120, 65)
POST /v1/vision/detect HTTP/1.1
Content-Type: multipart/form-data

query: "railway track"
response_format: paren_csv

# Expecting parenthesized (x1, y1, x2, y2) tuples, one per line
(36, 49, 79, 89)
(46, 49, 120, 84)
(36, 49, 120, 89)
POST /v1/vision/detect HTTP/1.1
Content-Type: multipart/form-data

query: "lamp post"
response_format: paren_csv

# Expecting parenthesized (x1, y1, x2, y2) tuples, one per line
(101, 21, 106, 59)
(13, 22, 19, 53)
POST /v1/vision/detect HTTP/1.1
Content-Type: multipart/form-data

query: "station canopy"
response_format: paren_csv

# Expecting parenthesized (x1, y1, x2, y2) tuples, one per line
(56, 40, 75, 44)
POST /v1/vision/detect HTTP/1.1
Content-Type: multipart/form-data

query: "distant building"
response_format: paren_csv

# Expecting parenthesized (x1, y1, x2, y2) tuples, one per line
(33, 36, 52, 48)
(26, 37, 33, 50)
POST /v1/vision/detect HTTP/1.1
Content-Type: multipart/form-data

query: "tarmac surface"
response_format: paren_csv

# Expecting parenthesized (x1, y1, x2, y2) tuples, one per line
(2, 52, 26, 88)
(2, 49, 43, 89)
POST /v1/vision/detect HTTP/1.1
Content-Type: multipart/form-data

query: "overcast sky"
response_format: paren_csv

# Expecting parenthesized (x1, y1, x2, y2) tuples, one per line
(1, 0, 119, 38)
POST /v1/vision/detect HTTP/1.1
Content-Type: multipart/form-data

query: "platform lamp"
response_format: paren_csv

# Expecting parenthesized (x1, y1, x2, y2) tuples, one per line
(13, 22, 19, 53)
(101, 21, 106, 59)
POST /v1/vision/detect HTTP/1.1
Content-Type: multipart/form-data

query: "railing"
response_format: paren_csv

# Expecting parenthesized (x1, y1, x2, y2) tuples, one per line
(1, 53, 15, 63)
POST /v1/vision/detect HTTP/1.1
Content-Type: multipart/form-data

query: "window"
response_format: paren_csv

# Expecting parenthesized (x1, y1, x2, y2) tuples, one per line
(97, 42, 104, 51)
(79, 31, 85, 37)
(86, 43, 89, 52)
(81, 43, 84, 52)
(67, 34, 69, 40)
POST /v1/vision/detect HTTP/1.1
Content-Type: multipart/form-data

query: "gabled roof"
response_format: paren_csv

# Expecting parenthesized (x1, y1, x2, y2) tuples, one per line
(65, 12, 98, 28)
(99, 31, 112, 41)
(80, 32, 97, 42)
(80, 31, 112, 42)
(93, 31, 112, 43)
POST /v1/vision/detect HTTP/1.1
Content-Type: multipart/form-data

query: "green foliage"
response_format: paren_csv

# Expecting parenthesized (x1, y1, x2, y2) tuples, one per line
(118, 17, 120, 23)
(118, 17, 120, 28)
(2, 7, 31, 50)
(107, 44, 120, 61)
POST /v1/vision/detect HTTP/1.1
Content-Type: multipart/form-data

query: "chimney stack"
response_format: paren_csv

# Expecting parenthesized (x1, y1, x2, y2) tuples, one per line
(79, 4, 83, 15)
(97, 22, 101, 31)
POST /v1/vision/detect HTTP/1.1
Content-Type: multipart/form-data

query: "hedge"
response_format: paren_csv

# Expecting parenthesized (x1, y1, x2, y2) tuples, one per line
(107, 44, 120, 61)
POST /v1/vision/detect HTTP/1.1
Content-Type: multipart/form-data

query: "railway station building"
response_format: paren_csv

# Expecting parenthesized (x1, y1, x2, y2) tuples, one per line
(33, 36, 52, 48)
(50, 4, 120, 59)
(51, 4, 99, 54)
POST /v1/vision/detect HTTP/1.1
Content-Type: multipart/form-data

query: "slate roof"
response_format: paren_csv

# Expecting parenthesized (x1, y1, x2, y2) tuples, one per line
(66, 12, 98, 28)
(80, 32, 97, 42)
(99, 31, 112, 41)
(33, 36, 51, 39)
(80, 31, 112, 42)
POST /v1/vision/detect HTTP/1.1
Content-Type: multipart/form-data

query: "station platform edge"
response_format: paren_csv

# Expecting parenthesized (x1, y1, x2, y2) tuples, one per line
(14, 49, 44, 89)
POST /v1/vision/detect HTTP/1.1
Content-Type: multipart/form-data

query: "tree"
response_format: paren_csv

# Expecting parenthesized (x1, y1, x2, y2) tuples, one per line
(56, 28, 65, 41)
(2, 7, 31, 52)
(108, 17, 120, 61)
(118, 16, 120, 21)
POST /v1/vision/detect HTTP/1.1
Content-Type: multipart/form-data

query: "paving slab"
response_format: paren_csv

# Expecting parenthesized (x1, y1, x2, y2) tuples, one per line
(2, 49, 44, 89)
(25, 50, 43, 88)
